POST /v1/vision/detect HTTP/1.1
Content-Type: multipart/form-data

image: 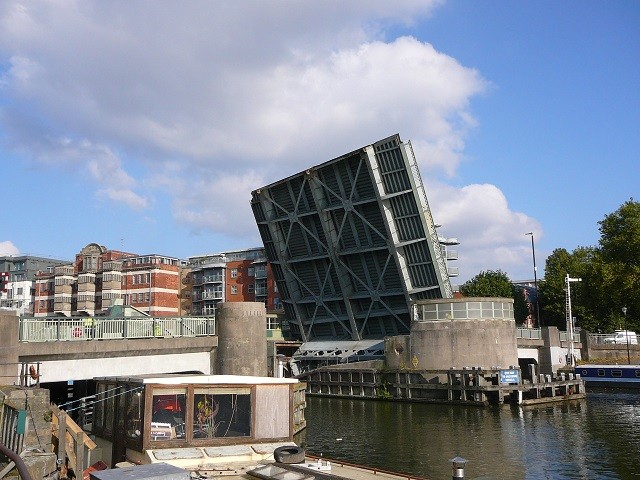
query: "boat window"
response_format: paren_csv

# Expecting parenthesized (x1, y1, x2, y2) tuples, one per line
(193, 387, 251, 439)
(93, 382, 107, 434)
(151, 388, 187, 441)
(104, 384, 116, 436)
(636, 370, 640, 378)
(125, 387, 144, 448)
(611, 370, 622, 378)
(597, 369, 605, 377)
(581, 370, 588, 376)
(91, 383, 113, 433)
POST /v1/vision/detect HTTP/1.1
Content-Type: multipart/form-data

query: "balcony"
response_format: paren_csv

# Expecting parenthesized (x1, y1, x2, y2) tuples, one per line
(202, 290, 224, 300)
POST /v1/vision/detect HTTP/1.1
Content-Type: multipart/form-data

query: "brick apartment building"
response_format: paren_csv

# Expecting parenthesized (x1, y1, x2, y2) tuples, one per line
(34, 243, 182, 317)
(185, 248, 280, 316)
(31, 244, 280, 318)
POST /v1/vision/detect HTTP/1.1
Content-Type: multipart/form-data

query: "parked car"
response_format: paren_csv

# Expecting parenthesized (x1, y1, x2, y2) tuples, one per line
(603, 330, 638, 345)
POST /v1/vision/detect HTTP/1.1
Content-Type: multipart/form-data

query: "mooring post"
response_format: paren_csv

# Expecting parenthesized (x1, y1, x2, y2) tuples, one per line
(450, 456, 467, 479)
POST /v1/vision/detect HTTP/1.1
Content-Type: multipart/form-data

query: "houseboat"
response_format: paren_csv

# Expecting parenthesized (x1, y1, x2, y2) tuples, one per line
(91, 374, 307, 469)
(576, 364, 640, 388)
(88, 374, 429, 480)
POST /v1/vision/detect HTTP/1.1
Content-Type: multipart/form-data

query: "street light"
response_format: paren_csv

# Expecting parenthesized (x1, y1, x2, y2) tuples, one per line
(623, 306, 630, 365)
(525, 233, 541, 327)
(565, 274, 581, 368)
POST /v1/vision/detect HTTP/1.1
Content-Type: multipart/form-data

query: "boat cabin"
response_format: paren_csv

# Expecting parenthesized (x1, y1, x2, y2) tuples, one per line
(91, 374, 306, 467)
(577, 364, 640, 388)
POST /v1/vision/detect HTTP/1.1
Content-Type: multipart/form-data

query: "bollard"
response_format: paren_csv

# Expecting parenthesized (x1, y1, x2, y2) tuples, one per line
(450, 457, 467, 479)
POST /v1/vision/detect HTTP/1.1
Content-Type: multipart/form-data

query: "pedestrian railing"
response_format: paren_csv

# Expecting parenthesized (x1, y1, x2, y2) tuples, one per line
(516, 327, 542, 340)
(559, 331, 581, 343)
(18, 316, 215, 342)
(587, 333, 632, 345)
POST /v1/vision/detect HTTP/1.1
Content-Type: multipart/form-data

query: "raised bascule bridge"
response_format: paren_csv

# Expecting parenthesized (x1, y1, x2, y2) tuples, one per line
(251, 134, 457, 371)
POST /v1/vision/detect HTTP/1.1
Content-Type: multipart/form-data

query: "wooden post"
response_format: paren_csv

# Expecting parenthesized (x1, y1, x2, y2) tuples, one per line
(75, 430, 85, 473)
(57, 411, 66, 466)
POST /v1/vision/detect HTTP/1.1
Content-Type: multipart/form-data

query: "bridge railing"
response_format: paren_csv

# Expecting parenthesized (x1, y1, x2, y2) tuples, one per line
(559, 331, 581, 343)
(516, 327, 542, 340)
(18, 316, 215, 342)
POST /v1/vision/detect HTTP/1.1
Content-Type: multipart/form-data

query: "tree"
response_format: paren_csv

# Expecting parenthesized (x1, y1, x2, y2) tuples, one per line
(460, 270, 528, 324)
(538, 199, 640, 333)
(460, 270, 513, 297)
(538, 247, 594, 329)
(591, 199, 640, 333)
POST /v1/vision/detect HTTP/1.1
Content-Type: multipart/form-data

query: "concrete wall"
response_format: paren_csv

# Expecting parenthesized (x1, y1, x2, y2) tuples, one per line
(410, 318, 518, 370)
(0, 311, 19, 384)
(215, 302, 267, 376)
(580, 328, 640, 363)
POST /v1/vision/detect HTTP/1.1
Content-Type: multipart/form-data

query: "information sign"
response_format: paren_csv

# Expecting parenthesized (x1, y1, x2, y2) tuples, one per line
(500, 369, 520, 385)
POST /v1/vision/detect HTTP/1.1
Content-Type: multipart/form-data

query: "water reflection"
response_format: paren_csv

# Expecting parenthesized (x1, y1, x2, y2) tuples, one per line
(303, 394, 640, 479)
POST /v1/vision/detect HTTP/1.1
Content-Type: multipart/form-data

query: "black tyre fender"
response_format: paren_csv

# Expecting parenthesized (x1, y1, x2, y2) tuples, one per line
(273, 445, 305, 464)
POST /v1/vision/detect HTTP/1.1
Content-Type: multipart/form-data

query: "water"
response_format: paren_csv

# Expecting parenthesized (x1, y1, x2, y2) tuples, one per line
(302, 392, 640, 479)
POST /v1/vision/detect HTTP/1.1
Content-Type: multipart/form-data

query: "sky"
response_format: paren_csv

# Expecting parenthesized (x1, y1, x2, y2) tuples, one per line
(0, 0, 638, 284)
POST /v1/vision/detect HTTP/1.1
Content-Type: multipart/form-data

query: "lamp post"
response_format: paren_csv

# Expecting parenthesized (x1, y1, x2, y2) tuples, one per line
(525, 233, 541, 327)
(565, 274, 581, 368)
(623, 306, 630, 365)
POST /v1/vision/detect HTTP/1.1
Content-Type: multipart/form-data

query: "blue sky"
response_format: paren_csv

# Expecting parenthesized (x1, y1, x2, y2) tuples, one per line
(1, 1, 638, 284)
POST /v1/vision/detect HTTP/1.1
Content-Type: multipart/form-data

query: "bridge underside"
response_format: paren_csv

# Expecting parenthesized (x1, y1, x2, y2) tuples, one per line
(252, 134, 452, 343)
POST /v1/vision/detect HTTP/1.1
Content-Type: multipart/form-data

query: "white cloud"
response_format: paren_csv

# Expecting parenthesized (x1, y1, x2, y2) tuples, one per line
(0, 1, 540, 281)
(0, 241, 20, 257)
(427, 182, 542, 281)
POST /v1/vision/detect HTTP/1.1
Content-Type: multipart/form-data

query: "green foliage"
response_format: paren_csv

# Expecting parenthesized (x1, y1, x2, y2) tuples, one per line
(461, 270, 528, 324)
(512, 287, 530, 325)
(460, 270, 513, 297)
(538, 199, 640, 333)
(457, 200, 640, 334)
(377, 382, 393, 400)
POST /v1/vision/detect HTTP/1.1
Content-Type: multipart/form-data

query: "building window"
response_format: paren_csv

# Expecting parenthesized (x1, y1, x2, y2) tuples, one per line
(248, 267, 255, 277)
(248, 284, 254, 294)
(231, 286, 238, 295)
(230, 269, 238, 278)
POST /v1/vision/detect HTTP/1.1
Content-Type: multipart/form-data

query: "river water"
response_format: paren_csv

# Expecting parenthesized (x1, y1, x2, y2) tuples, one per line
(301, 392, 640, 480)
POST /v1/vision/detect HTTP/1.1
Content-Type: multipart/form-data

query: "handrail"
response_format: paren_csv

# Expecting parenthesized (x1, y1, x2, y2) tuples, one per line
(51, 407, 96, 474)
(18, 316, 215, 343)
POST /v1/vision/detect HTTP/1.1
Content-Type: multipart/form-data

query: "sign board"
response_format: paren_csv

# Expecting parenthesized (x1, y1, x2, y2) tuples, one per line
(499, 369, 520, 385)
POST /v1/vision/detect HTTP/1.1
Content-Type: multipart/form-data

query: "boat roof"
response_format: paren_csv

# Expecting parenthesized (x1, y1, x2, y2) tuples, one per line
(94, 374, 300, 385)
(577, 364, 640, 368)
